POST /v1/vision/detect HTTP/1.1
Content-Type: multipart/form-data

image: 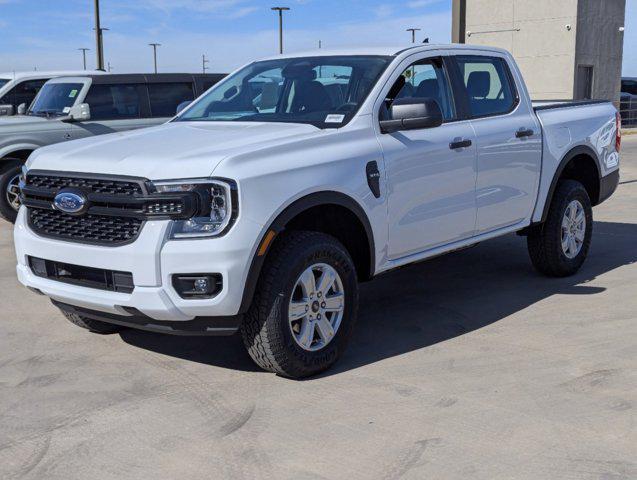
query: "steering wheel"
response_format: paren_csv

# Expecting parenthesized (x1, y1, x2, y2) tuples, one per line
(335, 102, 357, 113)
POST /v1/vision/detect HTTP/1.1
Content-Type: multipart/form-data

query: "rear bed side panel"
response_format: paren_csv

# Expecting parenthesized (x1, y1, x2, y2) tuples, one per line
(531, 102, 619, 223)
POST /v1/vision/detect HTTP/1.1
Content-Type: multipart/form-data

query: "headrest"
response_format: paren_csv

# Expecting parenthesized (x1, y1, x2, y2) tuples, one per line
(467, 71, 490, 98)
(282, 63, 317, 81)
(416, 79, 440, 98)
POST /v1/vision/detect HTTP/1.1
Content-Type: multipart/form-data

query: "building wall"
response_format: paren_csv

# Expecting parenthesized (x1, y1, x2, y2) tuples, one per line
(575, 0, 626, 103)
(460, 0, 625, 102)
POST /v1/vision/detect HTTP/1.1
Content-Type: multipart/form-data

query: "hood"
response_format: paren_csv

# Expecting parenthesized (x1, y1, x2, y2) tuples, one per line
(28, 121, 323, 180)
(0, 115, 50, 128)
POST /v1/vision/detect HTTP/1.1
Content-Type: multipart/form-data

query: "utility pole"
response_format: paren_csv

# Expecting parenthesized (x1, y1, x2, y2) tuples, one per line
(107, 61, 113, 72)
(94, 0, 105, 70)
(78, 48, 90, 70)
(271, 7, 290, 54)
(149, 43, 161, 74)
(318, 40, 322, 49)
(202, 54, 209, 74)
(406, 28, 421, 44)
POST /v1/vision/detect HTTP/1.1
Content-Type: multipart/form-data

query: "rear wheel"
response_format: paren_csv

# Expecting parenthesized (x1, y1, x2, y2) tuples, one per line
(60, 310, 124, 335)
(241, 231, 359, 379)
(0, 160, 24, 223)
(527, 180, 593, 277)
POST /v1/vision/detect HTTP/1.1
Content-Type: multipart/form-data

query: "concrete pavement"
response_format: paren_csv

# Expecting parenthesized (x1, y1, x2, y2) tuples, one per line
(1, 140, 636, 480)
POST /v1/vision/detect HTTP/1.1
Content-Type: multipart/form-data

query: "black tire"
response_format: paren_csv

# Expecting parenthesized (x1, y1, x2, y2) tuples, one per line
(60, 310, 124, 335)
(0, 159, 24, 223)
(241, 231, 359, 379)
(527, 180, 593, 277)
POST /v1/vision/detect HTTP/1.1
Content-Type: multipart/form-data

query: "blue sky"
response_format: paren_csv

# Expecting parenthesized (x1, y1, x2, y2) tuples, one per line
(0, 0, 635, 75)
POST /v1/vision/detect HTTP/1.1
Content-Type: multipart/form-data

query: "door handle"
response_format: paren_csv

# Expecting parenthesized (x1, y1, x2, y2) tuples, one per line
(449, 139, 472, 150)
(515, 128, 534, 138)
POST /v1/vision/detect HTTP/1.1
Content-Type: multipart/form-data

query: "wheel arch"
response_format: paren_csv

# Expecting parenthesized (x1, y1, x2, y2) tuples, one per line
(238, 191, 376, 314)
(539, 144, 601, 223)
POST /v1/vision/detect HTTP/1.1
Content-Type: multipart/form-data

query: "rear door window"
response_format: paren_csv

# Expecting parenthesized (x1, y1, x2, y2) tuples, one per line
(84, 84, 142, 120)
(455, 56, 517, 118)
(148, 82, 194, 117)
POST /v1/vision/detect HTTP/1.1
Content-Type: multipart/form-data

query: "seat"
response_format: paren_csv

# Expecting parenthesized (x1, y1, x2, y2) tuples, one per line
(466, 71, 490, 99)
(415, 79, 440, 100)
(291, 80, 332, 113)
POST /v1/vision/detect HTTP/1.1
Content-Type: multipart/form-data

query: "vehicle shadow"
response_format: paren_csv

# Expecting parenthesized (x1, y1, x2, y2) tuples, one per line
(120, 220, 637, 377)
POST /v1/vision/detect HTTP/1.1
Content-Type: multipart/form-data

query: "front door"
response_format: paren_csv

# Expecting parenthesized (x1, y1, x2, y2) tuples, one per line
(376, 55, 478, 259)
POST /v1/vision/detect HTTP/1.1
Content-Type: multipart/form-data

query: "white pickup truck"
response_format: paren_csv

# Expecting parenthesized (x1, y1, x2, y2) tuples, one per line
(15, 45, 620, 378)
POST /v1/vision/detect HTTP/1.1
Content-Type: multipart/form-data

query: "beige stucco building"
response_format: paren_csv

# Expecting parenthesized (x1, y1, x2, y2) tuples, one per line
(452, 0, 626, 102)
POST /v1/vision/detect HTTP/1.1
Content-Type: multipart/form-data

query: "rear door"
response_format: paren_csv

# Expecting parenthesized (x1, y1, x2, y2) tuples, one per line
(376, 53, 478, 259)
(452, 54, 541, 233)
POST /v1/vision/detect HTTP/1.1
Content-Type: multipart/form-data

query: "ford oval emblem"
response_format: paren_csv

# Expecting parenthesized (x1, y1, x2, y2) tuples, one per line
(53, 191, 87, 215)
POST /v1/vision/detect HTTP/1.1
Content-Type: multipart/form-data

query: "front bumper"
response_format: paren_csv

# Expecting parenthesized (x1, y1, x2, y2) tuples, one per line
(14, 207, 264, 330)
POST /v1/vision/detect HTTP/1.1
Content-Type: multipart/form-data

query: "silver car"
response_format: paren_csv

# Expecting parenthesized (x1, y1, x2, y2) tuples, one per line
(0, 73, 225, 222)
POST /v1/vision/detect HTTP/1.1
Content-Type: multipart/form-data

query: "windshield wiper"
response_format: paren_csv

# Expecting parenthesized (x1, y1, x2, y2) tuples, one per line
(29, 109, 63, 118)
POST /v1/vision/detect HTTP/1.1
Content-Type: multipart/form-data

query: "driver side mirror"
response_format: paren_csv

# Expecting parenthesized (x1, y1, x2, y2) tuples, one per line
(0, 104, 14, 116)
(380, 97, 443, 134)
(63, 103, 91, 122)
(17, 103, 27, 115)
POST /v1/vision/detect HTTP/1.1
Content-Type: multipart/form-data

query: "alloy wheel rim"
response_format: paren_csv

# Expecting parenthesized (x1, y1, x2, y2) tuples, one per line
(288, 263, 345, 352)
(561, 200, 586, 259)
(6, 173, 21, 212)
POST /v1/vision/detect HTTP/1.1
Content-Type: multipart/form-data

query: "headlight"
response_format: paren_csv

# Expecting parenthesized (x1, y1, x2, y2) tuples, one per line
(152, 178, 237, 239)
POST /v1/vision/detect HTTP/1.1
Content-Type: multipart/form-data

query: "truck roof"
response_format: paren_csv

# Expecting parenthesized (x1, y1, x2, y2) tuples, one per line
(0, 70, 105, 81)
(259, 43, 511, 61)
(45, 73, 226, 85)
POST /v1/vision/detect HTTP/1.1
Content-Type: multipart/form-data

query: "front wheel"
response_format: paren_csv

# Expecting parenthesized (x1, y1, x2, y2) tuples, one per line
(241, 231, 359, 379)
(0, 160, 24, 223)
(527, 180, 593, 277)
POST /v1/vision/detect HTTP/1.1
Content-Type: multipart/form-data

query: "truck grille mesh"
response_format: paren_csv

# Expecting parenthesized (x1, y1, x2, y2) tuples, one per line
(29, 208, 143, 245)
(23, 173, 150, 246)
(27, 174, 144, 196)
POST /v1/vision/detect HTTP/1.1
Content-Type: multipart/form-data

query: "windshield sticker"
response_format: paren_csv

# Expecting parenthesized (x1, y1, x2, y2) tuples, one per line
(69, 89, 78, 98)
(63, 106, 71, 113)
(325, 114, 345, 124)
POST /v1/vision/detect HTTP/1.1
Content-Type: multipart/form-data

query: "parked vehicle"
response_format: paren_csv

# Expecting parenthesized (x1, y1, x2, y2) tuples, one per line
(620, 77, 637, 127)
(0, 73, 225, 222)
(0, 71, 103, 117)
(15, 45, 620, 378)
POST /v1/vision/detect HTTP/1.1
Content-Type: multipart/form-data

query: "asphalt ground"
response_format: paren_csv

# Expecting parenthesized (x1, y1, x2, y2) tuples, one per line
(1, 139, 636, 480)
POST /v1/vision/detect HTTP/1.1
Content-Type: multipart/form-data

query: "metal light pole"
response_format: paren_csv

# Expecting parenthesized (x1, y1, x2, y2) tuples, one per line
(406, 28, 421, 44)
(149, 43, 161, 74)
(271, 7, 290, 54)
(94, 0, 105, 70)
(78, 48, 90, 70)
(202, 54, 209, 74)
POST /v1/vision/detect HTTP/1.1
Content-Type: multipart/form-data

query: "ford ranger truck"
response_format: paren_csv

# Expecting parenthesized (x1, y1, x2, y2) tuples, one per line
(15, 45, 620, 378)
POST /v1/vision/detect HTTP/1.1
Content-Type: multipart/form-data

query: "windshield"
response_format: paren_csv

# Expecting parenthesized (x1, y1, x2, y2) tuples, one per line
(28, 82, 84, 117)
(177, 55, 392, 128)
(0, 79, 9, 90)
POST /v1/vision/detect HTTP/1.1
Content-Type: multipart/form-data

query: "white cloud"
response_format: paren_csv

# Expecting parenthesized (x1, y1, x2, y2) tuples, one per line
(408, 0, 445, 8)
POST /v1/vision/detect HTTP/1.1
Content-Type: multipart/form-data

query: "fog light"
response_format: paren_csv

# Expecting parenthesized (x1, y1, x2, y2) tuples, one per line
(172, 274, 222, 299)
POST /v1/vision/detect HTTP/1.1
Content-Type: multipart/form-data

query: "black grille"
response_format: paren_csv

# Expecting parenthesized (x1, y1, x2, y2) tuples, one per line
(21, 171, 199, 246)
(29, 208, 143, 245)
(29, 256, 134, 293)
(27, 174, 144, 196)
